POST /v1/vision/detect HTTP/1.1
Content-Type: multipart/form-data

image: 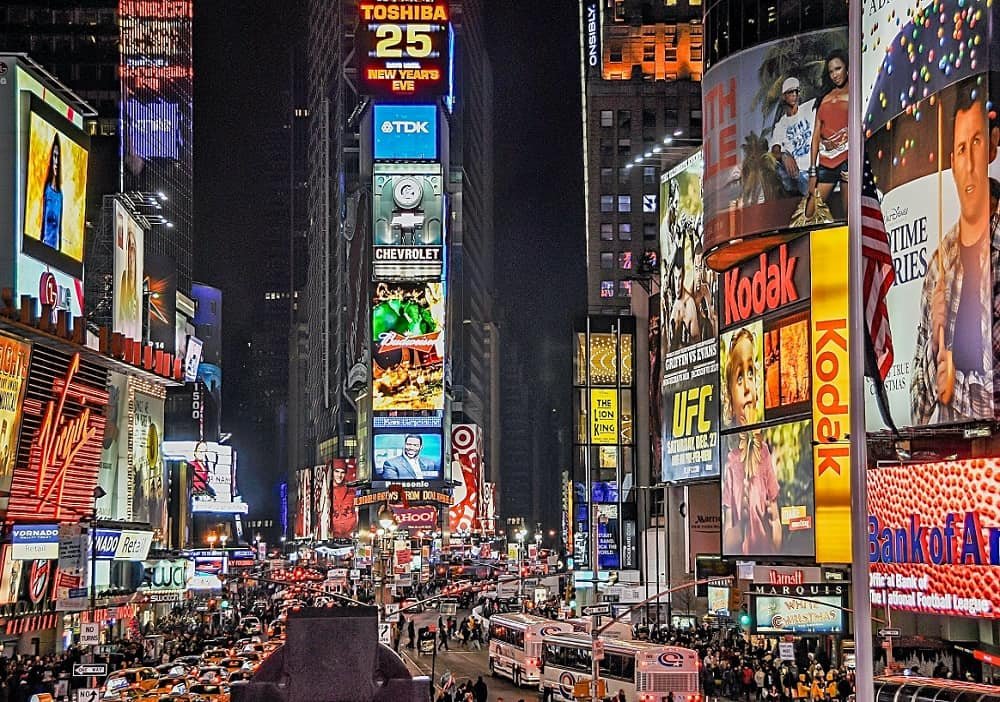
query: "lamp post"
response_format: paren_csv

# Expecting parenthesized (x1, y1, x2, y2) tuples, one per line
(515, 528, 527, 611)
(88, 485, 106, 691)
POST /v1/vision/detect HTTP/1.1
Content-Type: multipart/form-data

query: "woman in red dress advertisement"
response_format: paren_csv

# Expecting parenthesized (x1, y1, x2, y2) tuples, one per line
(330, 459, 358, 539)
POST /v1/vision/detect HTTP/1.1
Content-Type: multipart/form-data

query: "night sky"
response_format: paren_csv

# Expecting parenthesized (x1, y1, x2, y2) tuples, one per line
(192, 2, 584, 508)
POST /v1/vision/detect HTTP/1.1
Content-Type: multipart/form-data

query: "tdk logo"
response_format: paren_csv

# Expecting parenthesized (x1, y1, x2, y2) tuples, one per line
(381, 120, 430, 134)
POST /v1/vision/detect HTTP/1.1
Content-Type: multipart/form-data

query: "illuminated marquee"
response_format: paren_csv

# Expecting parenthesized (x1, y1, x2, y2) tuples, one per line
(357, 0, 451, 98)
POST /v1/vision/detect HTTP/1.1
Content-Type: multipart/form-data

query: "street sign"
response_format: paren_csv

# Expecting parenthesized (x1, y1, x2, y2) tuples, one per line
(80, 623, 100, 646)
(439, 600, 457, 616)
(778, 642, 795, 661)
(879, 628, 901, 638)
(592, 638, 605, 661)
(75, 690, 100, 702)
(73, 663, 107, 677)
(581, 603, 612, 617)
(378, 622, 391, 645)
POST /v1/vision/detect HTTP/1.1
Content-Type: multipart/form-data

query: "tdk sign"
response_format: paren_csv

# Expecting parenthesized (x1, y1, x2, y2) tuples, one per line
(373, 104, 438, 161)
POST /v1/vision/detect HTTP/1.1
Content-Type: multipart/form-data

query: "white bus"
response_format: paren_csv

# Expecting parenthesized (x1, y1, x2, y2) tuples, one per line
(539, 632, 702, 702)
(488, 613, 575, 687)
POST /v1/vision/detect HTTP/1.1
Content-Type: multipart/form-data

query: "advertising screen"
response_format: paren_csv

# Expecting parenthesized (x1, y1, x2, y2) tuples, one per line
(162, 441, 246, 514)
(373, 429, 442, 482)
(868, 459, 1000, 619)
(753, 594, 845, 634)
(373, 104, 438, 161)
(330, 458, 358, 539)
(146, 253, 178, 355)
(449, 424, 482, 533)
(130, 389, 165, 535)
(112, 200, 145, 341)
(371, 281, 445, 411)
(372, 164, 445, 280)
(183, 337, 203, 383)
(721, 419, 815, 558)
(313, 463, 331, 541)
(21, 97, 89, 277)
(701, 28, 848, 268)
(0, 333, 30, 499)
(659, 152, 721, 482)
(356, 0, 451, 99)
(295, 467, 312, 539)
(125, 99, 181, 160)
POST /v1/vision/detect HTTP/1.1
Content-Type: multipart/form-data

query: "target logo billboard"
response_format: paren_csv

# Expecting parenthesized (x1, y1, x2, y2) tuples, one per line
(449, 424, 482, 533)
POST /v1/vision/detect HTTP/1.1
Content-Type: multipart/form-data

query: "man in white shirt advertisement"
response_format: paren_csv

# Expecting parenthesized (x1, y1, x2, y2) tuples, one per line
(773, 77, 816, 197)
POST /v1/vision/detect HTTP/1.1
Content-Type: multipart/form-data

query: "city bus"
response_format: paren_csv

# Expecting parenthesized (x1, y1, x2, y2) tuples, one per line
(539, 632, 702, 702)
(873, 675, 1000, 701)
(487, 613, 574, 687)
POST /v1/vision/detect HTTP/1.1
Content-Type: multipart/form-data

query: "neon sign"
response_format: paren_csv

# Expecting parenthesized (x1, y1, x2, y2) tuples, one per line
(357, 0, 451, 98)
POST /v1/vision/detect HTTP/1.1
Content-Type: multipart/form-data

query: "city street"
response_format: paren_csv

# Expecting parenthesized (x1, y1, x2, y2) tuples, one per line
(400, 642, 525, 702)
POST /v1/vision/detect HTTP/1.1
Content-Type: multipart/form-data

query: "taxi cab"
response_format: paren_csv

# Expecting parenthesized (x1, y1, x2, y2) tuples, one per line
(103, 668, 159, 695)
(187, 683, 229, 701)
(200, 648, 229, 665)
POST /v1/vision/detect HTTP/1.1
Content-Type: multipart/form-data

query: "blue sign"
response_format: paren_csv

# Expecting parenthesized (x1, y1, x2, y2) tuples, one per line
(11, 524, 59, 560)
(373, 104, 438, 161)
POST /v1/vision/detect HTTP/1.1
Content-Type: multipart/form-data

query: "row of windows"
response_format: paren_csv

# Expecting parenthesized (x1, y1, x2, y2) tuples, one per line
(542, 644, 637, 682)
(600, 222, 658, 241)
(2, 7, 116, 26)
(600, 280, 633, 299)
(599, 194, 658, 214)
(599, 108, 696, 132)
(703, 0, 847, 70)
(488, 624, 525, 649)
(601, 165, 659, 187)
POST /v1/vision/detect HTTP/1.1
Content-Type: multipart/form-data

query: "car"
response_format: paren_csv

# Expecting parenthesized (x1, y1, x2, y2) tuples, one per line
(238, 651, 263, 671)
(218, 657, 249, 675)
(197, 666, 230, 684)
(172, 656, 203, 668)
(145, 677, 190, 696)
(155, 664, 195, 679)
(237, 643, 266, 657)
(103, 668, 159, 694)
(200, 648, 229, 665)
(186, 683, 228, 702)
(241, 615, 262, 633)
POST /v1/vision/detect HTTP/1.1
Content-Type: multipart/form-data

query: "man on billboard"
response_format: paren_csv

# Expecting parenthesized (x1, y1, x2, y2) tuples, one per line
(330, 461, 357, 539)
(380, 435, 433, 480)
(911, 80, 993, 424)
(773, 77, 816, 197)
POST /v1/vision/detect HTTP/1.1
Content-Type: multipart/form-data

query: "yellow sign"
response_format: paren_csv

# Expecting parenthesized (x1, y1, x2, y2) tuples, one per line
(810, 227, 851, 563)
(590, 389, 618, 444)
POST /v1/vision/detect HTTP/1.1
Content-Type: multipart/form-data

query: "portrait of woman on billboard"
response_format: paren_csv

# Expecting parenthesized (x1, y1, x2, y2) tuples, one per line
(40, 136, 63, 250)
(804, 50, 850, 219)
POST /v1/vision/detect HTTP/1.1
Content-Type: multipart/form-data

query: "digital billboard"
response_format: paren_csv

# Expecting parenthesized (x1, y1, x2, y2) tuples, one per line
(372, 164, 445, 280)
(701, 28, 848, 269)
(183, 336, 203, 383)
(113, 200, 145, 341)
(721, 419, 815, 558)
(371, 281, 445, 411)
(295, 466, 312, 539)
(449, 424, 482, 533)
(98, 373, 129, 522)
(313, 463, 331, 541)
(373, 429, 443, 482)
(162, 441, 246, 514)
(130, 388, 165, 535)
(753, 592, 846, 634)
(6, 349, 109, 522)
(330, 458, 358, 539)
(356, 0, 451, 99)
(869, 459, 1000, 619)
(146, 252, 178, 355)
(21, 96, 89, 277)
(373, 104, 438, 161)
(659, 152, 721, 482)
(125, 99, 181, 160)
(0, 333, 30, 499)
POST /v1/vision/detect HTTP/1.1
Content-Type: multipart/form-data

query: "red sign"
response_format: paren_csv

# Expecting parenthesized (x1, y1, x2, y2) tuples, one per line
(722, 240, 809, 328)
(6, 351, 108, 522)
(449, 424, 482, 533)
(391, 505, 437, 529)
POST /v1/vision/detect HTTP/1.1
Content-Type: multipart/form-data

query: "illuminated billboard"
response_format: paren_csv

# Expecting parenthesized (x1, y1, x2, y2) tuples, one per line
(659, 152, 721, 482)
(372, 164, 445, 280)
(356, 0, 452, 99)
(113, 200, 145, 341)
(313, 463, 331, 541)
(21, 96, 89, 278)
(701, 28, 848, 269)
(869, 459, 1000, 619)
(752, 585, 847, 634)
(449, 424, 482, 533)
(330, 458, 358, 539)
(146, 253, 178, 356)
(130, 387, 166, 536)
(373, 428, 443, 482)
(295, 466, 312, 538)
(371, 281, 445, 412)
(162, 441, 247, 514)
(125, 99, 181, 160)
(6, 349, 109, 522)
(0, 333, 30, 500)
(373, 104, 438, 161)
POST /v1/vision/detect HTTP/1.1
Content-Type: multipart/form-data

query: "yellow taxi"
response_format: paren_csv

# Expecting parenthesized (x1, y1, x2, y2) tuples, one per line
(187, 683, 229, 702)
(103, 668, 160, 695)
(217, 658, 247, 676)
(200, 648, 229, 665)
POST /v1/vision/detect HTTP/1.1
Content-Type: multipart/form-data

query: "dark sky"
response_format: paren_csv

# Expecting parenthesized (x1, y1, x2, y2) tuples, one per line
(192, 2, 585, 502)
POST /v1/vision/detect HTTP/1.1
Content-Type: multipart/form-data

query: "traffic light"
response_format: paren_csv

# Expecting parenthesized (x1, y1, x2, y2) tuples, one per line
(738, 610, 752, 630)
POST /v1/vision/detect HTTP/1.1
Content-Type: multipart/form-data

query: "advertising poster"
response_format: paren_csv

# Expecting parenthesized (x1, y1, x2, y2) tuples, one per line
(330, 458, 358, 539)
(146, 253, 178, 356)
(868, 459, 1000, 619)
(21, 98, 89, 275)
(98, 373, 128, 521)
(659, 152, 721, 482)
(295, 467, 312, 539)
(862, 66, 998, 427)
(753, 594, 845, 634)
(112, 200, 145, 341)
(0, 547, 23, 605)
(721, 419, 815, 558)
(0, 333, 30, 497)
(371, 281, 445, 411)
(687, 482, 721, 569)
(130, 388, 165, 535)
(372, 164, 445, 280)
(590, 389, 618, 444)
(162, 441, 246, 514)
(810, 227, 852, 563)
(313, 463, 331, 541)
(373, 104, 438, 161)
(648, 293, 662, 477)
(373, 429, 443, 481)
(701, 28, 848, 266)
(449, 424, 482, 533)
(596, 503, 621, 569)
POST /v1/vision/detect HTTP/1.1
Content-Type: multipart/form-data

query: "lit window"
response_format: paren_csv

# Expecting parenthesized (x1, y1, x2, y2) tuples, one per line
(600, 281, 616, 298)
(600, 110, 614, 127)
(643, 166, 657, 185)
(619, 281, 632, 297)
(643, 45, 655, 61)
(601, 223, 614, 241)
(601, 195, 614, 213)
(619, 252, 633, 270)
(619, 223, 632, 240)
(618, 195, 631, 213)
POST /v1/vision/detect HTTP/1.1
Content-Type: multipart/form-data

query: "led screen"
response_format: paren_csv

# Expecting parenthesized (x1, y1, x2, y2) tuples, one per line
(22, 98, 89, 275)
(0, 333, 31, 499)
(373, 430, 442, 482)
(126, 99, 181, 160)
(372, 164, 445, 280)
(373, 104, 438, 160)
(754, 595, 844, 634)
(113, 200, 145, 341)
(130, 389, 165, 536)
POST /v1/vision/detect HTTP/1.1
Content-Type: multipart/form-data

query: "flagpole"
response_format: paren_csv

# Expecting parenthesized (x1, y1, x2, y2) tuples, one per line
(848, 0, 875, 696)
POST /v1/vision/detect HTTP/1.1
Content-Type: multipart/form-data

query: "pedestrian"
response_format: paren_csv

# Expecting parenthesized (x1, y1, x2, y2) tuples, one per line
(473, 675, 487, 702)
(408, 619, 416, 649)
(438, 625, 450, 652)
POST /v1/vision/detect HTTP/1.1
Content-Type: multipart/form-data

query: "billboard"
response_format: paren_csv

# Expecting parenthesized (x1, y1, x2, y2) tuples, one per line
(98, 373, 128, 521)
(6, 350, 109, 522)
(11, 524, 58, 561)
(0, 333, 30, 498)
(372, 164, 445, 280)
(659, 152, 721, 482)
(371, 281, 445, 411)
(162, 441, 246, 514)
(373, 429, 443, 482)
(21, 96, 88, 278)
(868, 459, 1000, 619)
(373, 104, 438, 161)
(295, 466, 312, 539)
(113, 200, 145, 341)
(356, 0, 451, 99)
(330, 458, 358, 539)
(183, 337, 203, 383)
(146, 252, 178, 355)
(130, 388, 166, 534)
(449, 424, 482, 533)
(590, 389, 618, 445)
(687, 483, 721, 568)
(753, 592, 846, 634)
(721, 419, 815, 558)
(701, 28, 848, 268)
(125, 99, 181, 160)
(313, 463, 331, 541)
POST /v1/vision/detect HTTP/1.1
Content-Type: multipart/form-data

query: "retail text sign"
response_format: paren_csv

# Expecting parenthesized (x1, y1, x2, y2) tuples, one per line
(590, 389, 618, 445)
(869, 459, 1000, 619)
(810, 227, 851, 563)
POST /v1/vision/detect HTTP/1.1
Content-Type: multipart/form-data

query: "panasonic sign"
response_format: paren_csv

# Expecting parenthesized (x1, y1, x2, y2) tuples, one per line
(373, 104, 438, 161)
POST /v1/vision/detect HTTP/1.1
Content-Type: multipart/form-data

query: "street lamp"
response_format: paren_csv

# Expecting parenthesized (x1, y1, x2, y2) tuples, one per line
(515, 529, 528, 611)
(207, 533, 217, 549)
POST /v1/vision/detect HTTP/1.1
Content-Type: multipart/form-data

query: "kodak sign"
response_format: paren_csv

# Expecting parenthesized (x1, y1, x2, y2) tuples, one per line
(722, 237, 810, 327)
(810, 227, 851, 564)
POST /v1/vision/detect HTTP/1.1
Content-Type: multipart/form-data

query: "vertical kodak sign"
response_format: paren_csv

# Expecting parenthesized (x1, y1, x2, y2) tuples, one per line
(810, 227, 851, 563)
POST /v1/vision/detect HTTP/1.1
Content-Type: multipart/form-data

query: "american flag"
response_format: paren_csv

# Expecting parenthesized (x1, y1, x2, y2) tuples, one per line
(861, 154, 895, 381)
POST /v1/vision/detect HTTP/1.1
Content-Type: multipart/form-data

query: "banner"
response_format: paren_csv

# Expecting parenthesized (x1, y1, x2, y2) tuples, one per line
(753, 593, 846, 634)
(145, 252, 177, 356)
(449, 424, 482, 532)
(112, 200, 144, 341)
(687, 483, 721, 568)
(0, 334, 30, 498)
(330, 458, 358, 539)
(660, 151, 721, 482)
(313, 463, 331, 541)
(590, 389, 618, 445)
(130, 388, 165, 533)
(296, 467, 312, 539)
